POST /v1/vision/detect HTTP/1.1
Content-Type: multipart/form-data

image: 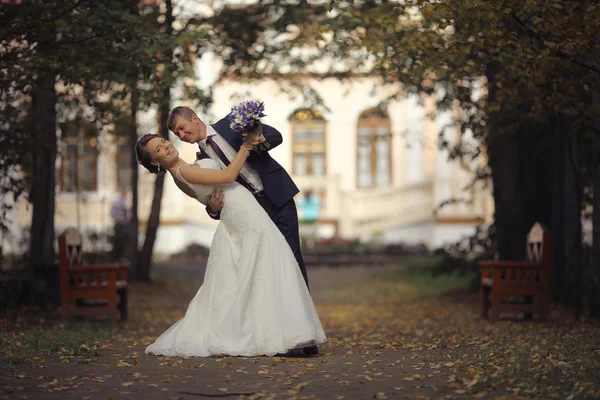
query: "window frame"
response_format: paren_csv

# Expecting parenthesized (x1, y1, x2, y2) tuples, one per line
(59, 120, 99, 193)
(290, 109, 327, 177)
(356, 107, 393, 189)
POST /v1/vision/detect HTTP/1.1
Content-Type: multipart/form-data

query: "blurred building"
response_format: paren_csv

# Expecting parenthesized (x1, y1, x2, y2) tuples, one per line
(208, 76, 494, 250)
(11, 3, 494, 256)
(13, 76, 493, 255)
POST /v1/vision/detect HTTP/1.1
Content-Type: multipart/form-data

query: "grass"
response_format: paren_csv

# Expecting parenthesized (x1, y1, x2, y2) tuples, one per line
(2, 258, 599, 399)
(463, 326, 600, 398)
(0, 255, 475, 369)
(312, 256, 477, 305)
(0, 321, 116, 368)
(394, 255, 477, 297)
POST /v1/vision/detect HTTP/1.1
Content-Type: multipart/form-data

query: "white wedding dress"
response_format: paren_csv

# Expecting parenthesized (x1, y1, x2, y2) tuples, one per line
(145, 158, 327, 357)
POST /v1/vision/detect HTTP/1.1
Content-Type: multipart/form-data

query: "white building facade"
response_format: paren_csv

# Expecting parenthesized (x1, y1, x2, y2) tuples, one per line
(12, 63, 493, 256)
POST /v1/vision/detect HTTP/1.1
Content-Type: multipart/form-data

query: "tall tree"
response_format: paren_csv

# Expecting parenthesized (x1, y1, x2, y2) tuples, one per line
(133, 0, 214, 281)
(28, 25, 58, 269)
(221, 0, 600, 310)
(128, 87, 140, 276)
(0, 0, 158, 270)
(591, 90, 600, 317)
(136, 0, 173, 281)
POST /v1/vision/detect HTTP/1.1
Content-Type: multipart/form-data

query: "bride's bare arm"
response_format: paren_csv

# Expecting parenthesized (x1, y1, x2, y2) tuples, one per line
(179, 146, 250, 185)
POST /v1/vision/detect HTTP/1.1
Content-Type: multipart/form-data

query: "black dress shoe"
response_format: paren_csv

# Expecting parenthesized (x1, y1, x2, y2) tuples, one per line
(302, 345, 319, 356)
(280, 348, 305, 357)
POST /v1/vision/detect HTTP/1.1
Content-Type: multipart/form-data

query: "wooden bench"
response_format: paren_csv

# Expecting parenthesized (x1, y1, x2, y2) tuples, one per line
(58, 227, 129, 320)
(480, 222, 550, 320)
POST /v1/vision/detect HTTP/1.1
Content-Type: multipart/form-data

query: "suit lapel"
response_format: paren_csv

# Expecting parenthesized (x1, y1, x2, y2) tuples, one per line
(196, 148, 210, 161)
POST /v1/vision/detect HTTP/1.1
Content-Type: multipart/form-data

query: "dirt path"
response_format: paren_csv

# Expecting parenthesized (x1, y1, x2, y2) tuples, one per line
(2, 265, 599, 400)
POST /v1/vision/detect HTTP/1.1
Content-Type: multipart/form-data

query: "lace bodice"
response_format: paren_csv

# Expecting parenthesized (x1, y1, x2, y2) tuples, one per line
(175, 158, 271, 234)
(175, 158, 227, 205)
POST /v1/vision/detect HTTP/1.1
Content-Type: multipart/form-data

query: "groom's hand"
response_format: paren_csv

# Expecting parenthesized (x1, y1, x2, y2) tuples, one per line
(206, 188, 225, 213)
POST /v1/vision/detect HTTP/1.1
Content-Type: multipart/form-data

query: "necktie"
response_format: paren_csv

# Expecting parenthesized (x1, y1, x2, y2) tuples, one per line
(205, 136, 256, 193)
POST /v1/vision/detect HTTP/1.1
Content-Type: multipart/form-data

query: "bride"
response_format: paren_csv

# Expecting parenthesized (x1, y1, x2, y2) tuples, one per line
(135, 132, 327, 357)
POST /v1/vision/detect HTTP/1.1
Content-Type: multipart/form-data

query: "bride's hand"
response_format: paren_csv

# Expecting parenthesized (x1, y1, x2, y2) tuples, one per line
(243, 126, 263, 151)
(242, 133, 261, 152)
(249, 126, 265, 143)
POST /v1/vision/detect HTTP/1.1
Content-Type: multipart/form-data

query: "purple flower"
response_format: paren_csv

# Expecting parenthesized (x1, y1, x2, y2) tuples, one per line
(227, 101, 271, 153)
(228, 101, 266, 133)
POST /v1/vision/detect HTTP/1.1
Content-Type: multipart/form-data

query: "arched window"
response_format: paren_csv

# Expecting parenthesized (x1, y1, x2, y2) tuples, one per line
(60, 119, 99, 192)
(356, 107, 392, 188)
(290, 108, 326, 177)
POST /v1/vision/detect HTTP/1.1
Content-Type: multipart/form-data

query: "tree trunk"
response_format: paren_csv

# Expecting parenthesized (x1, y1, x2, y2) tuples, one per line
(590, 91, 600, 317)
(485, 63, 527, 261)
(129, 86, 139, 274)
(28, 76, 57, 270)
(488, 131, 527, 261)
(562, 118, 583, 317)
(550, 121, 566, 303)
(0, 234, 4, 271)
(136, 172, 166, 281)
(136, 0, 173, 282)
(136, 89, 170, 281)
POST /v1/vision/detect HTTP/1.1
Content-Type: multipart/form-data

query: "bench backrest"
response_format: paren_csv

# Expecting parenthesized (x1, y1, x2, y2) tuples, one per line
(525, 222, 551, 268)
(58, 227, 84, 270)
(57, 227, 88, 297)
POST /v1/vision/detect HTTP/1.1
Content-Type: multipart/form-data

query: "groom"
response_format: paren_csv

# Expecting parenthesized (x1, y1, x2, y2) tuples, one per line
(167, 106, 318, 356)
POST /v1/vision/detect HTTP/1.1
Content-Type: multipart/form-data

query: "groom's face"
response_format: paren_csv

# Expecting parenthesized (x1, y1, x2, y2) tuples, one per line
(173, 114, 205, 144)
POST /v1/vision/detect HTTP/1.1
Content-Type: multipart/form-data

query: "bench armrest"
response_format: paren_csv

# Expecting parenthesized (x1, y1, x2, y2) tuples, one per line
(69, 264, 122, 272)
(479, 260, 542, 268)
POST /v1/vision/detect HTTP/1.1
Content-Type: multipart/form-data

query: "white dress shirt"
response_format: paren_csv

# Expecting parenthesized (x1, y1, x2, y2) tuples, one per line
(198, 124, 264, 193)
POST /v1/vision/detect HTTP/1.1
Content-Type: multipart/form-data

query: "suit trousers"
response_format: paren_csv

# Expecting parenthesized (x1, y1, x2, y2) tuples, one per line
(255, 194, 309, 290)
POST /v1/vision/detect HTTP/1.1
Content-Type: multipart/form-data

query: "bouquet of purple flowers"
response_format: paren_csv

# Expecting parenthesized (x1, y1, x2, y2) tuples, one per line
(227, 100, 271, 153)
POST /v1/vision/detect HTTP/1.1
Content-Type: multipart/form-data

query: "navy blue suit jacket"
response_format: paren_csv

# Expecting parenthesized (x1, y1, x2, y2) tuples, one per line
(197, 116, 299, 208)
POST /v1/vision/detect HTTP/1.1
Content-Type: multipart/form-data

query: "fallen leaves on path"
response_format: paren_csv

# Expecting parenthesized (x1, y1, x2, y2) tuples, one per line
(2, 265, 600, 399)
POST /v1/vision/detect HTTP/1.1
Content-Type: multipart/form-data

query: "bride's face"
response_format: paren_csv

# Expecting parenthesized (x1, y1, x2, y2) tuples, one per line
(145, 137, 179, 169)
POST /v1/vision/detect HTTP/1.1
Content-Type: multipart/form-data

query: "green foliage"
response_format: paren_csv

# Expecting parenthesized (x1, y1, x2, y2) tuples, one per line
(0, 0, 216, 239)
(213, 0, 598, 184)
(325, 0, 597, 150)
(244, 0, 598, 293)
(399, 268, 475, 297)
(0, 1, 150, 235)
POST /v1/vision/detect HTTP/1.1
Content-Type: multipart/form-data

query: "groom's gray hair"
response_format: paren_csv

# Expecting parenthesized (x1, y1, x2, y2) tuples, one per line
(167, 106, 198, 132)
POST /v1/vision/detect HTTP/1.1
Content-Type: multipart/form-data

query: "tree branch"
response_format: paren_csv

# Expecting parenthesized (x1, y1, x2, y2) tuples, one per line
(42, 0, 89, 24)
(511, 12, 600, 74)
(175, 16, 208, 37)
(1, 0, 88, 42)
(55, 33, 102, 46)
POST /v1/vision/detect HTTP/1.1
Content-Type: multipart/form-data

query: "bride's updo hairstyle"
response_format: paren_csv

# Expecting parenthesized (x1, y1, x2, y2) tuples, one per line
(136, 133, 165, 175)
